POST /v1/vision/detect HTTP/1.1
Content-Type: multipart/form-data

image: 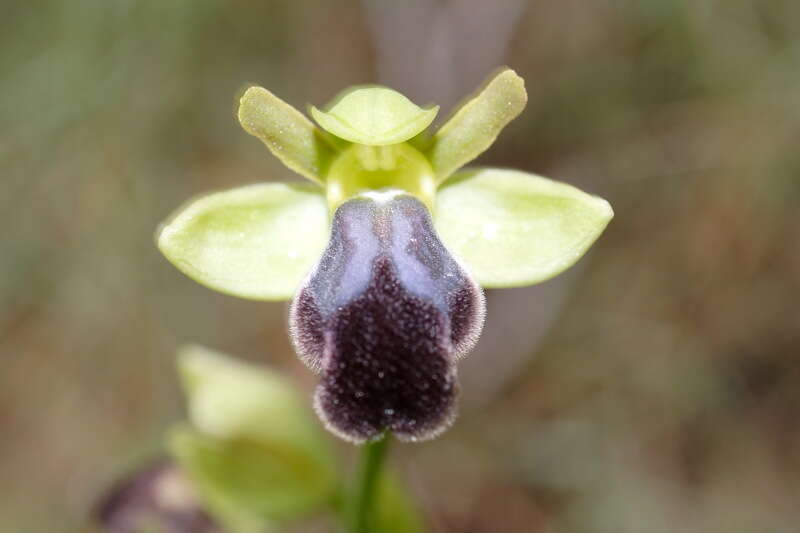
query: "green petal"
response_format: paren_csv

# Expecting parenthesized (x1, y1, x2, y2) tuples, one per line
(310, 86, 438, 146)
(427, 68, 527, 183)
(157, 182, 328, 301)
(238, 86, 336, 184)
(435, 168, 613, 288)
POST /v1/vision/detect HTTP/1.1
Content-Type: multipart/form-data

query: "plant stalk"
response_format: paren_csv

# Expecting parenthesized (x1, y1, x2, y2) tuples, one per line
(348, 435, 390, 533)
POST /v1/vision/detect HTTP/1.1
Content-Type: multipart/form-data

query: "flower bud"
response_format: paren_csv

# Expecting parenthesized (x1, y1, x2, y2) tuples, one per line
(290, 192, 485, 443)
(95, 461, 218, 533)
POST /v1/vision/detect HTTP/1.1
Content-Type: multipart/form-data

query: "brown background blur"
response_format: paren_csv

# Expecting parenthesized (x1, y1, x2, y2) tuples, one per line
(2, 1, 800, 531)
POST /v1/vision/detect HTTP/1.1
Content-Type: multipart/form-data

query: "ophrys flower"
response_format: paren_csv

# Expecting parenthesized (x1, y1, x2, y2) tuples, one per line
(157, 68, 613, 443)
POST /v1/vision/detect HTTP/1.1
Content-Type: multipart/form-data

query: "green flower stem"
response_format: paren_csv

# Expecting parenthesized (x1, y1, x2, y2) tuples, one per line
(348, 436, 390, 533)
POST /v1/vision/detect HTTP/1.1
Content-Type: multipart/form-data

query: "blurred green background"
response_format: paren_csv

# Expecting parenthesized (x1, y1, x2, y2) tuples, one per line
(2, 0, 800, 531)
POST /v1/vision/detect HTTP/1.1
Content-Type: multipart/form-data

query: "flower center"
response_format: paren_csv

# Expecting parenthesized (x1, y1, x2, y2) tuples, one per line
(325, 143, 436, 215)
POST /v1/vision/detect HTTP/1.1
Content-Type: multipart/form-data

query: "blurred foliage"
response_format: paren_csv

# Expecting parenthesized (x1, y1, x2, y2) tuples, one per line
(97, 346, 424, 532)
(171, 345, 338, 529)
(2, 0, 800, 531)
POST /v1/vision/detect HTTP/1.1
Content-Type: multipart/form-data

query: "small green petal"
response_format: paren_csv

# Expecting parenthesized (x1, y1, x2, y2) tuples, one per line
(238, 86, 336, 184)
(435, 168, 613, 288)
(157, 182, 328, 301)
(310, 86, 438, 146)
(427, 68, 527, 183)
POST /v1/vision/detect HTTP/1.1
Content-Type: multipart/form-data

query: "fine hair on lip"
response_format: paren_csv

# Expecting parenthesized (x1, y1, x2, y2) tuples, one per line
(290, 194, 485, 442)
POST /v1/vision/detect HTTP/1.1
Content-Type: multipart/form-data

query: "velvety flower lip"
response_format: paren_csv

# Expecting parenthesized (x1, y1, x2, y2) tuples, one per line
(290, 192, 484, 443)
(156, 67, 613, 443)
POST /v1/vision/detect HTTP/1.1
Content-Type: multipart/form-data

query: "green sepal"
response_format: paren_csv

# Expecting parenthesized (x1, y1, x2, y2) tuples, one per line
(156, 182, 329, 301)
(310, 86, 438, 146)
(238, 86, 336, 184)
(435, 168, 613, 288)
(427, 68, 527, 183)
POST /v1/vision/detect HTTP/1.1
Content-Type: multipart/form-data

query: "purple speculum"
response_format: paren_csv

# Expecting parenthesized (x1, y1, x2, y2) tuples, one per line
(290, 193, 485, 443)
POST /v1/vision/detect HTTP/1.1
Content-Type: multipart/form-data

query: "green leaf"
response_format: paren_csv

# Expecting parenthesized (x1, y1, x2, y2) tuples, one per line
(172, 345, 340, 528)
(435, 168, 613, 288)
(177, 345, 330, 450)
(157, 182, 329, 301)
(171, 427, 336, 528)
(238, 86, 336, 184)
(310, 86, 439, 146)
(426, 68, 527, 183)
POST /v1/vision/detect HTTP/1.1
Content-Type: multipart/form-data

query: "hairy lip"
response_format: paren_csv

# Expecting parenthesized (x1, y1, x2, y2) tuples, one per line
(290, 194, 485, 443)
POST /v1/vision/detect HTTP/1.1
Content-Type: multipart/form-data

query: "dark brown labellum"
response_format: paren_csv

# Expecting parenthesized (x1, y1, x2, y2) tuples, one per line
(290, 193, 485, 443)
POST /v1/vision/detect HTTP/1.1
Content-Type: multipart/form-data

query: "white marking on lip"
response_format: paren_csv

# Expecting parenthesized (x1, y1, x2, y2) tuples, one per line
(360, 189, 405, 204)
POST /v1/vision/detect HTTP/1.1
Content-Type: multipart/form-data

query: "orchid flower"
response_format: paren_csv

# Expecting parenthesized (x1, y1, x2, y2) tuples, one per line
(157, 68, 613, 443)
